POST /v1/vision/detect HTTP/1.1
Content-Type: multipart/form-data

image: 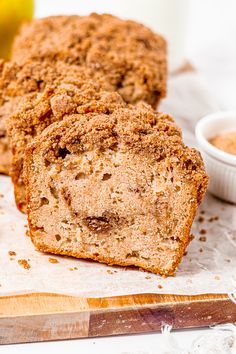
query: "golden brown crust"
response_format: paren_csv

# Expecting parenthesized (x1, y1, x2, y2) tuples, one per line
(24, 103, 208, 276)
(30, 236, 176, 276)
(12, 13, 167, 107)
(27, 195, 197, 277)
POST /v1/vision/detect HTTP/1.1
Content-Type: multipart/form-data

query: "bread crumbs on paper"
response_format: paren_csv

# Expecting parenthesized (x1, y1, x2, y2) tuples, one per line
(197, 216, 205, 223)
(8, 251, 16, 256)
(158, 285, 163, 289)
(18, 259, 30, 269)
(145, 276, 151, 280)
(48, 257, 59, 264)
(199, 236, 207, 242)
(215, 275, 220, 280)
(208, 216, 219, 222)
(200, 229, 207, 235)
(199, 248, 203, 253)
(69, 267, 78, 271)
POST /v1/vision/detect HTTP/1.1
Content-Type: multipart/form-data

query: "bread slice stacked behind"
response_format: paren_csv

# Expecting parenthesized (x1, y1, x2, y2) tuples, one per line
(12, 14, 167, 107)
(0, 59, 111, 175)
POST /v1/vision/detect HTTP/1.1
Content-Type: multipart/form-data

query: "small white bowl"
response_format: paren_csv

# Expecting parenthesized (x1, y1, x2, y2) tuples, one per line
(195, 111, 236, 204)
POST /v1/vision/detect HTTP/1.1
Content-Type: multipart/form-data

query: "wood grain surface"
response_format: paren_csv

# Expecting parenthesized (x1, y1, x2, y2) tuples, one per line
(0, 292, 235, 344)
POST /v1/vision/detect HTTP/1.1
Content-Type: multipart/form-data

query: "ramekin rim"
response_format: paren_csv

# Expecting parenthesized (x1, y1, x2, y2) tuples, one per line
(195, 111, 236, 167)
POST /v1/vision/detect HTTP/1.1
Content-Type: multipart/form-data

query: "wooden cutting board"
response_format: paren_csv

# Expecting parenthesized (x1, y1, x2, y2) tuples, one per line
(0, 292, 235, 344)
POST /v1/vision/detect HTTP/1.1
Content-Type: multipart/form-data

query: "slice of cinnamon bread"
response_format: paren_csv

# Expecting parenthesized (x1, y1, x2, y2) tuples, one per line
(12, 13, 167, 108)
(1, 59, 111, 175)
(24, 103, 208, 276)
(7, 81, 125, 212)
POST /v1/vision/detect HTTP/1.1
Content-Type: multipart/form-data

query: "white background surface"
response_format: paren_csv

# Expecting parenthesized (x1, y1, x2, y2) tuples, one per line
(0, 328, 228, 354)
(2, 1, 236, 353)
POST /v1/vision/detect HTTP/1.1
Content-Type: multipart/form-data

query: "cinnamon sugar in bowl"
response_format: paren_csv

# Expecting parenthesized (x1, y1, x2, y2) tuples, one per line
(209, 131, 236, 156)
(196, 111, 236, 203)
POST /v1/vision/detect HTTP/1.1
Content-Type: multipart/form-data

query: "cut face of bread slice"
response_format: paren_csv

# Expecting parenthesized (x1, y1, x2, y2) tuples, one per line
(24, 105, 208, 276)
(0, 59, 112, 175)
(7, 81, 125, 212)
(12, 14, 167, 108)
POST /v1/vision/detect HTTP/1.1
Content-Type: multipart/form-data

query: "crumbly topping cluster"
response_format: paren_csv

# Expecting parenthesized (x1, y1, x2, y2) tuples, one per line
(12, 13, 167, 106)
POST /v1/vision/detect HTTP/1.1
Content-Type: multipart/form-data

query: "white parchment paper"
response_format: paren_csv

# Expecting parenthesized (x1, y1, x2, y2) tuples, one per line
(0, 71, 236, 297)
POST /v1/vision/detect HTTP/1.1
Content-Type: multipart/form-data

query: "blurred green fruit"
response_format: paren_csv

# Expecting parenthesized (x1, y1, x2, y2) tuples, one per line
(0, 0, 34, 59)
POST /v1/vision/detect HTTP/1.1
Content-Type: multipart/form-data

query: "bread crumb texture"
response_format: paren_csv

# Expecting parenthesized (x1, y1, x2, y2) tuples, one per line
(48, 257, 59, 264)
